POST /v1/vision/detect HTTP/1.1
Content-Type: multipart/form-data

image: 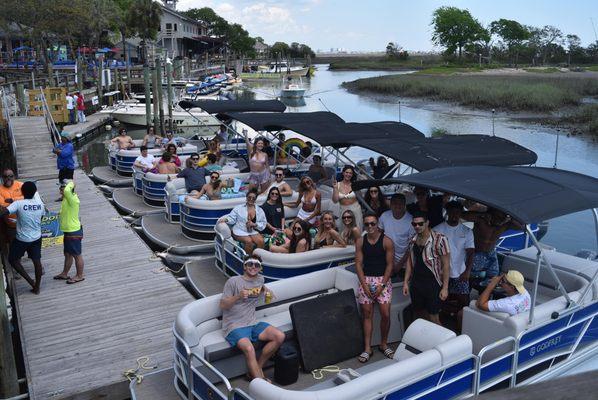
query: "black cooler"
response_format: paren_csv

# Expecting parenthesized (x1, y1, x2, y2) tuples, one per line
(274, 342, 299, 385)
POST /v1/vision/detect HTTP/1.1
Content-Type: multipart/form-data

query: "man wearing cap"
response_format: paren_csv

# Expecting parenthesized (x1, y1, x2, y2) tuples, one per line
(476, 270, 531, 316)
(53, 133, 75, 185)
(220, 254, 285, 381)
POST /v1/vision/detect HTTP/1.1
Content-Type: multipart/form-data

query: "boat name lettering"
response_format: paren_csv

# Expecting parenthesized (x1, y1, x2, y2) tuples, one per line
(529, 335, 562, 357)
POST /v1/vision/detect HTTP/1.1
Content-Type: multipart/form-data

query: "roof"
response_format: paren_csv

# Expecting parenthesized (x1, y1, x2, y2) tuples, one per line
(341, 134, 538, 170)
(178, 100, 287, 114)
(353, 166, 598, 223)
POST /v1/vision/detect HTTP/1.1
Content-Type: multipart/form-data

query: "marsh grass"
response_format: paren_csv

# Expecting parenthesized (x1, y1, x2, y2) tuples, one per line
(523, 67, 562, 73)
(560, 104, 598, 136)
(342, 74, 598, 112)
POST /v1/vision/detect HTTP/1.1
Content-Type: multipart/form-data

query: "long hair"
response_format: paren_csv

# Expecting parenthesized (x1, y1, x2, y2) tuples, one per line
(364, 186, 388, 216)
(263, 186, 283, 208)
(316, 211, 336, 244)
(210, 171, 221, 190)
(290, 219, 311, 253)
(250, 136, 265, 158)
(298, 176, 314, 193)
(340, 209, 357, 243)
(341, 165, 356, 182)
(166, 143, 177, 154)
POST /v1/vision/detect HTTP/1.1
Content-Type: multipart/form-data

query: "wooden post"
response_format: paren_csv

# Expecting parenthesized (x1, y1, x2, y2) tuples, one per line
(0, 264, 19, 398)
(97, 56, 104, 106)
(15, 84, 25, 116)
(143, 65, 152, 128)
(151, 64, 160, 135)
(125, 45, 132, 96)
(76, 57, 83, 92)
(166, 61, 173, 131)
(156, 58, 165, 134)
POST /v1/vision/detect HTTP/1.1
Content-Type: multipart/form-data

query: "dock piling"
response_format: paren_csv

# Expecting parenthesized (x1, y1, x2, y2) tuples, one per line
(156, 58, 165, 134)
(151, 63, 160, 135)
(166, 62, 174, 131)
(143, 65, 152, 128)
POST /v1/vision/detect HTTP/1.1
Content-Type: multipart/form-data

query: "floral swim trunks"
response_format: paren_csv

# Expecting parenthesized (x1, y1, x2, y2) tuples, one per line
(358, 276, 392, 305)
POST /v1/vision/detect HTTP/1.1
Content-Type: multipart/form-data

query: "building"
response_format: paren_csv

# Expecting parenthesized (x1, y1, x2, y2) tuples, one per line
(254, 41, 270, 59)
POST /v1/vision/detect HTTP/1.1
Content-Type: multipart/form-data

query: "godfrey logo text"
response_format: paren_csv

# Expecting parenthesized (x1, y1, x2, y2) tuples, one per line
(529, 335, 562, 357)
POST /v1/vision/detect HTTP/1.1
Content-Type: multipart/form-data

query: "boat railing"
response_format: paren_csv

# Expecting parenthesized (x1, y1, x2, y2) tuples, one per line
(475, 336, 518, 393)
(39, 88, 62, 146)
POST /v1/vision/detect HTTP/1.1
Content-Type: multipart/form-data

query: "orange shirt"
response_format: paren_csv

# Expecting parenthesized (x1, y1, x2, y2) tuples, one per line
(0, 181, 24, 228)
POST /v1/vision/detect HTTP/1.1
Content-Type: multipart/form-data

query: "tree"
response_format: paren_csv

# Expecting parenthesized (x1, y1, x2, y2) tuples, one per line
(270, 42, 290, 58)
(299, 44, 315, 59)
(490, 19, 530, 66)
(386, 42, 401, 56)
(113, 0, 134, 92)
(431, 6, 485, 61)
(127, 0, 162, 64)
(565, 34, 583, 65)
(226, 23, 255, 58)
(182, 7, 228, 36)
(538, 25, 563, 64)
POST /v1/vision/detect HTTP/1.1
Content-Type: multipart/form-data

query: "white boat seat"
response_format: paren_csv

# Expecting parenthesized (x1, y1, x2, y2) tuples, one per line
(394, 319, 456, 361)
(200, 311, 295, 363)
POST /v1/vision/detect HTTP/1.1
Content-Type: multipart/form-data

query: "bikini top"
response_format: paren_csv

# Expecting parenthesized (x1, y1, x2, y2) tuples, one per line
(337, 182, 356, 199)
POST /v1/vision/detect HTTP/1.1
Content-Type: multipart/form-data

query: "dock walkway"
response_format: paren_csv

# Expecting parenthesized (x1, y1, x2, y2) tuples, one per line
(11, 169, 192, 399)
(11, 116, 57, 180)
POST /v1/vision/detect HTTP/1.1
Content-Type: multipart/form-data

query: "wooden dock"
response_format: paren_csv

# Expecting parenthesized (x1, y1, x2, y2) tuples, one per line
(11, 116, 57, 180)
(10, 169, 193, 399)
(61, 112, 111, 142)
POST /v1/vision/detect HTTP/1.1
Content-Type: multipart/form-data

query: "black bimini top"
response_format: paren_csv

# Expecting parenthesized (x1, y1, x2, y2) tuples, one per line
(178, 100, 287, 113)
(354, 166, 598, 223)
(221, 111, 345, 131)
(342, 134, 538, 170)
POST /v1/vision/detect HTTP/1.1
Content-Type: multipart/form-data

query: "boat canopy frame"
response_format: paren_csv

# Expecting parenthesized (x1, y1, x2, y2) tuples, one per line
(353, 165, 598, 324)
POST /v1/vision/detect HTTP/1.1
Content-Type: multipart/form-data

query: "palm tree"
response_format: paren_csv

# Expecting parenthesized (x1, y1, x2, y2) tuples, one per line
(127, 0, 162, 65)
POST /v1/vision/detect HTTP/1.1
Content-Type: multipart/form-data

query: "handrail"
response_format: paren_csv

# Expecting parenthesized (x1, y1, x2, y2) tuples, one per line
(38, 88, 61, 145)
(1, 88, 18, 174)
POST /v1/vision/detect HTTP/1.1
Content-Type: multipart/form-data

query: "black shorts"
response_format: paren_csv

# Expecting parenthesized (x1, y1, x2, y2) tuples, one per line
(410, 282, 441, 315)
(9, 238, 42, 262)
(59, 168, 74, 183)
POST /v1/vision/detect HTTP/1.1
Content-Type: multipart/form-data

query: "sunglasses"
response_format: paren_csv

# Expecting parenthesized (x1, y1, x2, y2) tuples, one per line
(270, 192, 280, 196)
(3, 174, 14, 178)
(364, 222, 377, 227)
(342, 215, 353, 220)
(411, 221, 426, 227)
(244, 261, 262, 268)
(275, 174, 284, 177)
(369, 190, 379, 194)
(191, 157, 199, 161)
(210, 175, 219, 179)
(293, 226, 303, 232)
(247, 196, 257, 201)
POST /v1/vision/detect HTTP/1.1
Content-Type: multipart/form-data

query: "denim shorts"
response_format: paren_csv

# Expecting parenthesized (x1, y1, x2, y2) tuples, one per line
(225, 322, 270, 347)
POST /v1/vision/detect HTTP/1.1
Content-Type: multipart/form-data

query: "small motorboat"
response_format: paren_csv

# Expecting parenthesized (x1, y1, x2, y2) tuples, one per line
(280, 77, 306, 99)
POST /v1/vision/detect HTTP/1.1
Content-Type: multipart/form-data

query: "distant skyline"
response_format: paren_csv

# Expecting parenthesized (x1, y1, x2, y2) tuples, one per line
(174, 0, 598, 52)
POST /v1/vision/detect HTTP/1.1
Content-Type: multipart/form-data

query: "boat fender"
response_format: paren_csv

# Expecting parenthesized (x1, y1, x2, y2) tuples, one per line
(113, 120, 121, 126)
(280, 138, 306, 158)
(105, 124, 112, 131)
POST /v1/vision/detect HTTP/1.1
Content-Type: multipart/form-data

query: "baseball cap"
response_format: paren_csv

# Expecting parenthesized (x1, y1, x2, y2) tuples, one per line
(505, 270, 526, 294)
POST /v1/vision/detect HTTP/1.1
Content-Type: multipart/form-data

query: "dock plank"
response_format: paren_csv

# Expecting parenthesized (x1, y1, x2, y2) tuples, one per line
(11, 170, 193, 399)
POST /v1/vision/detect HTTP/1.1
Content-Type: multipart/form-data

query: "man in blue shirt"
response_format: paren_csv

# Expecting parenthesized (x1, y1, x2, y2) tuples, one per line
(53, 132, 75, 184)
(177, 153, 208, 192)
(0, 181, 46, 294)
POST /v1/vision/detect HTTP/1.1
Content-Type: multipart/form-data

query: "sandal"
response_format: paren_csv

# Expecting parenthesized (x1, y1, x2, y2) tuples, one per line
(66, 277, 85, 284)
(358, 351, 373, 363)
(53, 275, 69, 280)
(380, 347, 395, 359)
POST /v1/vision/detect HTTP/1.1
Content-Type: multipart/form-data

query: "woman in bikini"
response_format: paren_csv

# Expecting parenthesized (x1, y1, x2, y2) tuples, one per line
(333, 165, 363, 230)
(284, 176, 321, 228)
(245, 135, 271, 193)
(217, 189, 266, 254)
(340, 209, 362, 245)
(314, 211, 346, 249)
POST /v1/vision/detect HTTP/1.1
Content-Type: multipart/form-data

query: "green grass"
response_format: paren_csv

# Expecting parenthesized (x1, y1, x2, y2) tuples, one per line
(585, 65, 598, 72)
(342, 74, 598, 112)
(523, 67, 561, 73)
(328, 56, 443, 71)
(559, 104, 598, 136)
(415, 66, 486, 75)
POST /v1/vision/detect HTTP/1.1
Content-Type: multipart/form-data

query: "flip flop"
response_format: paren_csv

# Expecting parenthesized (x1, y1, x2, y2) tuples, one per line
(66, 277, 85, 284)
(358, 351, 372, 363)
(53, 275, 69, 280)
(380, 347, 395, 359)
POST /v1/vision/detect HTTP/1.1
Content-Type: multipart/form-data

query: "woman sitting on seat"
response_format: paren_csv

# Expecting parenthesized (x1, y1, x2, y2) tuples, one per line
(270, 219, 311, 254)
(340, 210, 362, 245)
(218, 189, 266, 254)
(261, 187, 285, 235)
(157, 152, 180, 174)
(285, 176, 321, 227)
(314, 211, 346, 248)
(164, 143, 182, 168)
(364, 186, 389, 217)
(188, 171, 231, 200)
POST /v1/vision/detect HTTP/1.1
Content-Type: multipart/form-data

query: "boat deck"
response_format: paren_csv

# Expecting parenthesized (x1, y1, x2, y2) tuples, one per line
(112, 187, 162, 216)
(90, 165, 132, 187)
(10, 170, 193, 399)
(142, 212, 213, 253)
(184, 257, 228, 297)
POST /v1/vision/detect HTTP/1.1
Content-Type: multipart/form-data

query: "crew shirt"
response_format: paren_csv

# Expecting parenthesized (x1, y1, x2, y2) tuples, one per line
(7, 197, 46, 242)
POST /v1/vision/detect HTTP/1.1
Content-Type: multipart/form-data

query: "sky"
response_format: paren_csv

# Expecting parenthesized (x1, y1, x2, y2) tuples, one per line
(174, 0, 598, 52)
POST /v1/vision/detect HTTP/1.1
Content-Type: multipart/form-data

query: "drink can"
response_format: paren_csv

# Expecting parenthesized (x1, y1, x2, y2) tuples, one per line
(370, 283, 377, 295)
(265, 291, 272, 304)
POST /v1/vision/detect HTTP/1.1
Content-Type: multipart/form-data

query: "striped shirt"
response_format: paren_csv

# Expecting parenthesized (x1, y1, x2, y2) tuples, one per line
(408, 230, 450, 287)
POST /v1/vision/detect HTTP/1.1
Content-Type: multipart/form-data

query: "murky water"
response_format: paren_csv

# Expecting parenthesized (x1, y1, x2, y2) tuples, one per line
(77, 65, 598, 256)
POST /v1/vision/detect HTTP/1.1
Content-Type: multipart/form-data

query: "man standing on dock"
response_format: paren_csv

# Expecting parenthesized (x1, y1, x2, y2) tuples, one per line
(53, 181, 85, 284)
(0, 169, 23, 262)
(53, 133, 76, 187)
(66, 92, 76, 125)
(0, 181, 46, 294)
(76, 92, 86, 123)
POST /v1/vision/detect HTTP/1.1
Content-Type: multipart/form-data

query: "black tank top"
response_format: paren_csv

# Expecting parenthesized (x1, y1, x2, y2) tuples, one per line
(362, 233, 387, 277)
(412, 243, 437, 288)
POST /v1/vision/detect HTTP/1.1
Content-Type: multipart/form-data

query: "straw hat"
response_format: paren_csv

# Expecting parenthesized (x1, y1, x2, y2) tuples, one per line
(505, 270, 526, 294)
